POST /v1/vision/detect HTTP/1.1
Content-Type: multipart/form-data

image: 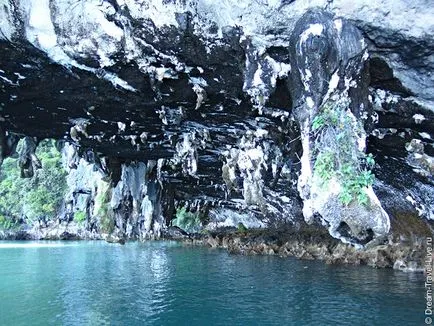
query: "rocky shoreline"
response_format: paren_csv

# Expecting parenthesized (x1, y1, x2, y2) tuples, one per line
(187, 229, 429, 272)
(1, 221, 431, 273)
(0, 222, 101, 241)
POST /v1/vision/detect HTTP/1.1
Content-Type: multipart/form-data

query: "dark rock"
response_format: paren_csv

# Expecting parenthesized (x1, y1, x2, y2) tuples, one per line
(0, 1, 431, 264)
(18, 137, 41, 178)
(198, 224, 429, 270)
(59, 232, 78, 241)
(105, 234, 126, 245)
(163, 226, 190, 239)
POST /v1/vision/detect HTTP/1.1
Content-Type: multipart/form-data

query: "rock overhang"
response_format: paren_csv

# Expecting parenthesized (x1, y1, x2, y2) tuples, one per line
(0, 1, 433, 244)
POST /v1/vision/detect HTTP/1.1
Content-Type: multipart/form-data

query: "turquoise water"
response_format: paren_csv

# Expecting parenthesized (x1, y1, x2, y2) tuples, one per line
(0, 241, 425, 325)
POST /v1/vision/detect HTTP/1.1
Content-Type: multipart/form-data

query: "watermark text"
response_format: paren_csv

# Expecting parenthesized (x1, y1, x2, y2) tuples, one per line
(426, 237, 433, 325)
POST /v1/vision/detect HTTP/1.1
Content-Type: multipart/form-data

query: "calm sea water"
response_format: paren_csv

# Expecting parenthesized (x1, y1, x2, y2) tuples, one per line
(0, 241, 425, 325)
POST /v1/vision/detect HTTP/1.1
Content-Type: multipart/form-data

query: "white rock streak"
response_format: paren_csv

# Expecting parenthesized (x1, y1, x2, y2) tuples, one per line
(17, 0, 136, 91)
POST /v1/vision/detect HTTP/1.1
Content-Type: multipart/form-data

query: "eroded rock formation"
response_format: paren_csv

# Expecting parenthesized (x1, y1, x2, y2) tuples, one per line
(0, 1, 433, 246)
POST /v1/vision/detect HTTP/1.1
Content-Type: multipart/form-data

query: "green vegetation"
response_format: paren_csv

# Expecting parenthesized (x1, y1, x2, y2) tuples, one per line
(237, 222, 248, 233)
(311, 98, 375, 206)
(173, 207, 202, 233)
(73, 211, 87, 223)
(0, 139, 67, 225)
(94, 180, 115, 234)
(0, 214, 19, 230)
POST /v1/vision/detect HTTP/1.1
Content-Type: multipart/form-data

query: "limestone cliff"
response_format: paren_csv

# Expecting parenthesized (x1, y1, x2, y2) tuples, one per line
(0, 1, 432, 247)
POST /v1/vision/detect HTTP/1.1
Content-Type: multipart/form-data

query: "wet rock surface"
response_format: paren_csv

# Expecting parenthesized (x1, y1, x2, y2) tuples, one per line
(0, 221, 101, 241)
(186, 223, 432, 271)
(0, 1, 433, 264)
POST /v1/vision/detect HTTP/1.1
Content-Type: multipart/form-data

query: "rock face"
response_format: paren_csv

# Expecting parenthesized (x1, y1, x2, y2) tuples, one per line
(288, 10, 390, 244)
(191, 224, 430, 271)
(0, 1, 433, 246)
